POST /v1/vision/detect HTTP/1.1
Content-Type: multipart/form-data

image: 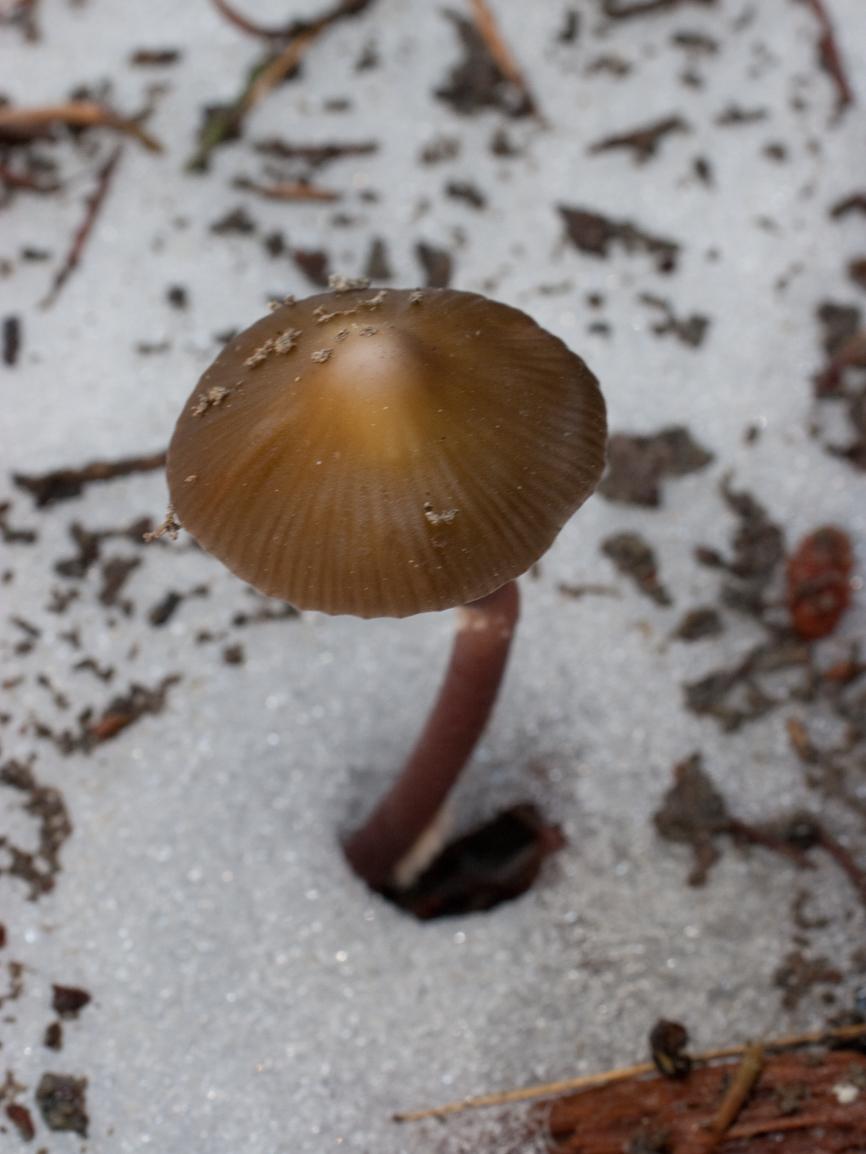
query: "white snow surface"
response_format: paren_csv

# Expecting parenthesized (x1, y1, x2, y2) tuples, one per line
(1, 1, 866, 1151)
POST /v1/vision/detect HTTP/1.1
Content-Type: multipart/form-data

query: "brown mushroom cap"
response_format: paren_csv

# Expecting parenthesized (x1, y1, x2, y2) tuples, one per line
(167, 287, 606, 618)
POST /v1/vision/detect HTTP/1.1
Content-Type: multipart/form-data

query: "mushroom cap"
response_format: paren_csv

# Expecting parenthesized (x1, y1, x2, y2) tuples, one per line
(167, 287, 606, 618)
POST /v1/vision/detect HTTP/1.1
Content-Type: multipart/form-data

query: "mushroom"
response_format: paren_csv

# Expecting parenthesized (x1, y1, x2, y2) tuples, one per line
(167, 286, 606, 890)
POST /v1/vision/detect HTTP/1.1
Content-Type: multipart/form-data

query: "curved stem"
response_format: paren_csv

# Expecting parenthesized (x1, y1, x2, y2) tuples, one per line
(344, 580, 521, 889)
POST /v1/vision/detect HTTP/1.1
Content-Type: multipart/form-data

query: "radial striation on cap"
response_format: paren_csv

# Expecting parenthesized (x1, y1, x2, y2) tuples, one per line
(167, 288, 607, 618)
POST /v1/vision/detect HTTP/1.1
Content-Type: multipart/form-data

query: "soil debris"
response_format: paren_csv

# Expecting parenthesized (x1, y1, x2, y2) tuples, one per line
(44, 1020, 63, 1049)
(588, 115, 689, 164)
(0, 758, 72, 899)
(716, 104, 768, 125)
(559, 206, 679, 273)
(638, 293, 709, 347)
(830, 192, 866, 219)
(0, 501, 37, 543)
(14, 452, 166, 506)
(774, 950, 843, 1010)
(52, 985, 91, 1019)
(35, 1072, 88, 1136)
(601, 0, 717, 16)
(364, 237, 392, 281)
(382, 804, 563, 920)
(2, 315, 21, 366)
(293, 248, 331, 286)
(148, 585, 208, 627)
(210, 206, 257, 235)
(416, 242, 452, 288)
(99, 555, 141, 610)
(445, 180, 486, 209)
(598, 426, 714, 506)
(130, 48, 182, 66)
(435, 9, 533, 118)
(653, 753, 729, 884)
(601, 532, 672, 605)
(31, 675, 180, 754)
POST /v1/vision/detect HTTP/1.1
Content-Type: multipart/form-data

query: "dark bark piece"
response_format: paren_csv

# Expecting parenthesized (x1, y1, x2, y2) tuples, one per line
(588, 116, 689, 164)
(44, 1020, 63, 1048)
(292, 248, 331, 286)
(363, 237, 392, 281)
(35, 1072, 88, 1136)
(559, 206, 680, 273)
(601, 532, 672, 604)
(381, 804, 564, 919)
(2, 315, 21, 365)
(14, 451, 166, 506)
(5, 1102, 35, 1141)
(148, 590, 183, 626)
(415, 242, 452, 288)
(673, 607, 723, 641)
(52, 984, 91, 1018)
(598, 426, 714, 506)
(435, 10, 533, 118)
(653, 753, 728, 885)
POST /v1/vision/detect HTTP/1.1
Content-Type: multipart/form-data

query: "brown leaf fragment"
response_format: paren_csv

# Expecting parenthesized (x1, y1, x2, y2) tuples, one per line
(382, 804, 564, 919)
(653, 753, 728, 885)
(774, 950, 842, 1010)
(35, 1073, 88, 1136)
(44, 1020, 63, 1049)
(6, 1101, 35, 1141)
(51, 985, 91, 1019)
(14, 451, 166, 506)
(416, 242, 452, 288)
(99, 556, 140, 607)
(292, 248, 331, 286)
(559, 206, 680, 273)
(598, 426, 714, 506)
(589, 115, 689, 164)
(601, 532, 672, 605)
(673, 607, 723, 641)
(435, 9, 533, 118)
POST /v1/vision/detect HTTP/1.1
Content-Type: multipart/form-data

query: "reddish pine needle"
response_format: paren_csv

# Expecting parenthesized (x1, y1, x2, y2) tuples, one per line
(801, 0, 854, 113)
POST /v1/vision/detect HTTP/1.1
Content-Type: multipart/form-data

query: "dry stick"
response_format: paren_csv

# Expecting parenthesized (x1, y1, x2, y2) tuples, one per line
(467, 0, 537, 117)
(233, 178, 340, 201)
(0, 102, 161, 152)
(698, 1042, 763, 1152)
(393, 1023, 866, 1122)
(802, 0, 854, 113)
(40, 144, 123, 309)
(344, 581, 520, 889)
(817, 826, 866, 905)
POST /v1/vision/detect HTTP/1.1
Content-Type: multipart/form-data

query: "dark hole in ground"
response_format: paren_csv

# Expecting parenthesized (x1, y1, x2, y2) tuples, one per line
(380, 803, 564, 920)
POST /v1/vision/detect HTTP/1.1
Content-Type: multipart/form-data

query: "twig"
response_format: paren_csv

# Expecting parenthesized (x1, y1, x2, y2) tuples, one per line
(40, 144, 123, 308)
(14, 449, 166, 506)
(466, 0, 537, 118)
(817, 826, 866, 905)
(211, 0, 286, 39)
(233, 177, 340, 201)
(800, 0, 854, 114)
(188, 0, 374, 171)
(699, 1042, 763, 1151)
(0, 101, 161, 152)
(393, 1023, 866, 1121)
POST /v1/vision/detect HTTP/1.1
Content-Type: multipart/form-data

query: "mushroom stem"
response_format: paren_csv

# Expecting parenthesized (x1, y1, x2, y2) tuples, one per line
(343, 580, 521, 889)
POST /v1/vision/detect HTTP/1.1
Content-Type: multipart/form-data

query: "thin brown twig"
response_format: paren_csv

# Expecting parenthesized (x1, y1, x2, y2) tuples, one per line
(211, 0, 287, 39)
(0, 101, 162, 152)
(698, 1042, 763, 1152)
(393, 1023, 866, 1121)
(40, 144, 123, 309)
(233, 177, 340, 201)
(800, 0, 854, 113)
(466, 0, 537, 117)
